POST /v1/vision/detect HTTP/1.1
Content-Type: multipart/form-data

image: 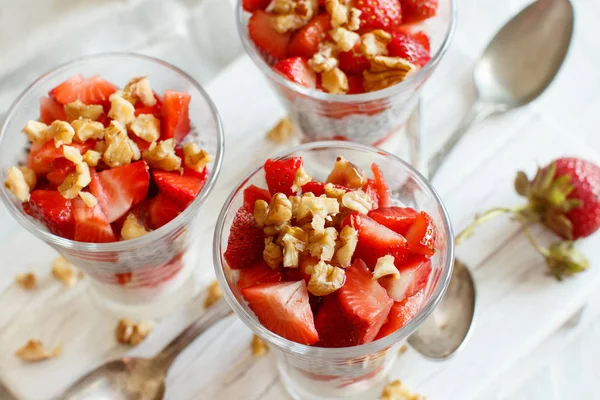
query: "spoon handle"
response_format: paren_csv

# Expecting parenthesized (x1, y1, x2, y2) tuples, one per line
(154, 298, 233, 369)
(427, 100, 497, 179)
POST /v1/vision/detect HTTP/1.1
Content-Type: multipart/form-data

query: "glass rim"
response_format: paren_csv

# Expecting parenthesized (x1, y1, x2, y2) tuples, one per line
(213, 140, 455, 358)
(0, 52, 225, 252)
(236, 0, 457, 103)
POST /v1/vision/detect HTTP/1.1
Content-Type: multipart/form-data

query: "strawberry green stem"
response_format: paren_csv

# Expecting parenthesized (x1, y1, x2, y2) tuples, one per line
(519, 222, 550, 257)
(455, 208, 513, 245)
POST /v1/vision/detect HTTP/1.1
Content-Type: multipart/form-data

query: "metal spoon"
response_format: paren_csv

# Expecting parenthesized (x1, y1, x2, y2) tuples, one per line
(428, 0, 574, 177)
(59, 299, 232, 400)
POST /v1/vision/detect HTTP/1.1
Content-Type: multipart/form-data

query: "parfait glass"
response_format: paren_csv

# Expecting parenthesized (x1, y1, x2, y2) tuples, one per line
(214, 141, 453, 400)
(0, 53, 224, 319)
(236, 0, 456, 155)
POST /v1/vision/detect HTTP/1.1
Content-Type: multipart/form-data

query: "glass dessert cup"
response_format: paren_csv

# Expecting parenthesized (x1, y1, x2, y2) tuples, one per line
(214, 141, 454, 400)
(236, 0, 456, 153)
(0, 53, 224, 319)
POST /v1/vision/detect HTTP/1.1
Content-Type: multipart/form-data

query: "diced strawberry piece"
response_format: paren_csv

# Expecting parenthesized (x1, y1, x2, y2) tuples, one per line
(72, 198, 117, 243)
(338, 49, 370, 75)
(264, 157, 303, 196)
(375, 289, 425, 339)
(314, 259, 393, 347)
(379, 256, 431, 302)
(300, 181, 350, 197)
(388, 29, 431, 68)
(371, 163, 391, 207)
(343, 213, 410, 268)
(89, 161, 150, 223)
(237, 261, 283, 291)
(27, 190, 75, 239)
(28, 141, 94, 174)
(148, 193, 183, 229)
(242, 0, 271, 11)
(368, 206, 419, 235)
(273, 57, 317, 88)
(282, 256, 317, 285)
(39, 96, 67, 125)
(243, 185, 272, 209)
(49, 75, 118, 106)
(224, 206, 266, 269)
(248, 10, 291, 62)
(405, 211, 437, 256)
(355, 0, 402, 29)
(346, 74, 366, 95)
(288, 14, 331, 59)
(161, 90, 191, 143)
(400, 0, 438, 24)
(152, 170, 204, 208)
(129, 133, 152, 152)
(242, 280, 319, 345)
(46, 158, 76, 187)
(134, 93, 162, 117)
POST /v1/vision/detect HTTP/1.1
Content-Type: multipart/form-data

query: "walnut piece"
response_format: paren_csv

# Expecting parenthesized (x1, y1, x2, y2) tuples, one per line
(142, 139, 182, 171)
(183, 143, 211, 173)
(363, 56, 417, 92)
(307, 260, 346, 296)
(281, 229, 308, 268)
(311, 214, 326, 233)
(64, 100, 103, 122)
(291, 166, 312, 192)
(296, 194, 340, 221)
(124, 76, 157, 107)
(264, 237, 284, 268)
(71, 118, 105, 142)
(52, 256, 78, 287)
(129, 139, 141, 161)
(50, 120, 75, 148)
(372, 255, 400, 280)
(359, 30, 392, 59)
(266, 193, 293, 226)
(116, 319, 154, 346)
(308, 42, 339, 73)
(327, 156, 367, 188)
(271, 0, 317, 33)
(398, 344, 408, 356)
(16, 272, 37, 290)
(346, 7, 362, 31)
(254, 199, 270, 228)
(83, 150, 102, 167)
(324, 182, 346, 199)
(121, 213, 149, 240)
(4, 166, 33, 201)
(251, 335, 268, 357)
(79, 191, 98, 208)
(58, 162, 91, 199)
(308, 227, 338, 261)
(22, 121, 53, 144)
(108, 92, 136, 125)
(103, 121, 135, 167)
(325, 0, 349, 28)
(335, 225, 358, 267)
(204, 280, 223, 308)
(266, 116, 295, 143)
(321, 67, 349, 94)
(341, 190, 373, 214)
(130, 114, 160, 143)
(381, 380, 426, 400)
(330, 27, 360, 52)
(15, 340, 61, 362)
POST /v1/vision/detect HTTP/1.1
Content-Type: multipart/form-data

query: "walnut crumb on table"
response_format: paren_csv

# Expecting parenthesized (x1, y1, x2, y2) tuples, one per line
(266, 116, 295, 143)
(381, 380, 426, 400)
(51, 256, 79, 287)
(251, 335, 268, 357)
(204, 280, 223, 308)
(16, 272, 37, 290)
(15, 340, 61, 362)
(115, 319, 154, 346)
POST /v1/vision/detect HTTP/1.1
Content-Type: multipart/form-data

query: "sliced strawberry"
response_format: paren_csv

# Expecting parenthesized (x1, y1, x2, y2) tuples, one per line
(379, 256, 431, 302)
(242, 280, 319, 345)
(282, 257, 317, 285)
(129, 133, 152, 152)
(248, 10, 291, 63)
(273, 57, 317, 88)
(375, 289, 425, 339)
(148, 193, 183, 229)
(46, 158, 76, 187)
(368, 206, 419, 235)
(400, 0, 438, 24)
(39, 96, 67, 125)
(243, 185, 272, 209)
(72, 198, 117, 243)
(300, 181, 350, 197)
(314, 259, 393, 347)
(338, 49, 370, 75)
(404, 211, 437, 256)
(363, 180, 380, 209)
(152, 170, 204, 208)
(28, 140, 95, 174)
(27, 190, 75, 239)
(347, 74, 366, 95)
(355, 0, 402, 29)
(264, 157, 303, 196)
(242, 0, 271, 11)
(49, 75, 118, 106)
(224, 206, 266, 269)
(288, 14, 331, 59)
(237, 261, 283, 291)
(134, 93, 162, 117)
(89, 161, 150, 223)
(161, 90, 191, 143)
(343, 213, 410, 268)
(388, 29, 431, 68)
(371, 163, 391, 208)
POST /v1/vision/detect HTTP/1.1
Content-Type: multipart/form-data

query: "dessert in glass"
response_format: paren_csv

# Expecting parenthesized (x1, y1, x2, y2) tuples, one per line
(0, 54, 224, 318)
(237, 0, 456, 152)
(214, 141, 453, 400)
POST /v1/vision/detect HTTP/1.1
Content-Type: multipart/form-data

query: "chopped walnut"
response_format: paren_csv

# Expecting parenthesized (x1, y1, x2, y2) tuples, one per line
(322, 67, 349, 94)
(296, 194, 340, 221)
(142, 139, 182, 171)
(204, 280, 223, 308)
(4, 166, 33, 201)
(94, 140, 107, 154)
(50, 120, 75, 148)
(308, 41, 339, 73)
(341, 190, 373, 214)
(64, 100, 103, 122)
(291, 166, 312, 192)
(121, 213, 149, 240)
(52, 256, 78, 287)
(254, 199, 270, 228)
(130, 114, 160, 143)
(381, 380, 426, 400)
(359, 30, 392, 59)
(108, 92, 136, 125)
(324, 182, 346, 199)
(251, 335, 268, 357)
(325, 0, 349, 28)
(289, 195, 301, 218)
(266, 193, 293, 226)
(267, 116, 295, 143)
(372, 255, 400, 280)
(398, 344, 408, 356)
(71, 118, 105, 142)
(116, 319, 154, 346)
(264, 237, 284, 268)
(311, 214, 326, 233)
(22, 121, 53, 144)
(16, 272, 37, 290)
(123, 76, 157, 107)
(346, 7, 362, 31)
(264, 223, 290, 237)
(183, 143, 211, 173)
(330, 27, 360, 52)
(363, 56, 416, 92)
(335, 225, 358, 267)
(63, 145, 83, 164)
(271, 14, 307, 33)
(129, 139, 141, 161)
(271, 0, 317, 33)
(15, 340, 61, 362)
(281, 229, 308, 268)
(307, 260, 346, 296)
(327, 156, 367, 188)
(79, 191, 98, 208)
(308, 227, 338, 261)
(58, 162, 91, 199)
(83, 150, 102, 167)
(103, 121, 135, 168)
